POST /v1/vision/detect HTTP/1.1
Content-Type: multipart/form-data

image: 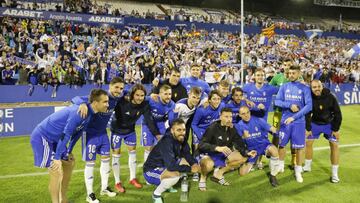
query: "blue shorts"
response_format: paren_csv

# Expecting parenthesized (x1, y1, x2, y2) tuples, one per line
(307, 123, 337, 142)
(31, 132, 56, 168)
(141, 123, 166, 147)
(82, 132, 111, 161)
(279, 122, 306, 149)
(193, 129, 206, 145)
(247, 143, 272, 164)
(111, 132, 137, 149)
(201, 152, 227, 167)
(143, 167, 165, 186)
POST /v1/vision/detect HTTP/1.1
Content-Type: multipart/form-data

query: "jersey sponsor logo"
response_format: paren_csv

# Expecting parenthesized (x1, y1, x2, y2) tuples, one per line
(285, 94, 302, 101)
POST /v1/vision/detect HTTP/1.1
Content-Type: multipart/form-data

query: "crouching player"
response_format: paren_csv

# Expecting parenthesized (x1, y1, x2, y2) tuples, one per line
(236, 106, 280, 187)
(143, 119, 201, 203)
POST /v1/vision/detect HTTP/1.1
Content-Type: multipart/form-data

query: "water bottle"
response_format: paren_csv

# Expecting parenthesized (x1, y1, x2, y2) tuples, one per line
(180, 176, 189, 202)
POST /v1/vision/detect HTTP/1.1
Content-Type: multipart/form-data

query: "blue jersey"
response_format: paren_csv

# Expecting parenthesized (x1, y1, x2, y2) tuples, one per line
(147, 96, 175, 123)
(191, 102, 225, 137)
(235, 116, 271, 150)
(72, 91, 121, 135)
(180, 76, 211, 95)
(34, 104, 94, 160)
(225, 99, 247, 123)
(275, 81, 312, 123)
(243, 83, 279, 120)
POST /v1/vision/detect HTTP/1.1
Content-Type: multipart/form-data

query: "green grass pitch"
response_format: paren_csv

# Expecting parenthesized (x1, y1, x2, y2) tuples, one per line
(1, 105, 360, 203)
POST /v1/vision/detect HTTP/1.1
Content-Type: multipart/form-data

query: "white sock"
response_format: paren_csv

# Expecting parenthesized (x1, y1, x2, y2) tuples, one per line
(295, 165, 302, 175)
(84, 162, 95, 195)
(305, 159, 312, 167)
(112, 154, 121, 184)
(153, 176, 180, 196)
(332, 165, 339, 177)
(129, 150, 137, 180)
(279, 160, 285, 170)
(144, 150, 150, 163)
(270, 156, 280, 176)
(100, 158, 111, 191)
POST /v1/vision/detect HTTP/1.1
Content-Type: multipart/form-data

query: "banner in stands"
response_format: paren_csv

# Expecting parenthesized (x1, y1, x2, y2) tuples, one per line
(0, 8, 124, 25)
(1, 8, 360, 39)
(0, 107, 54, 137)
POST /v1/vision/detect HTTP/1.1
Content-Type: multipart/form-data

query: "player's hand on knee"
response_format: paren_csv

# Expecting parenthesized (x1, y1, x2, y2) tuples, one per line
(332, 131, 340, 141)
(51, 160, 63, 172)
(77, 104, 88, 118)
(306, 130, 312, 137)
(215, 146, 232, 157)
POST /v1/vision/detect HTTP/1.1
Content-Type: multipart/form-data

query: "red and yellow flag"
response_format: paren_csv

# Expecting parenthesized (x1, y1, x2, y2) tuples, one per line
(261, 24, 275, 38)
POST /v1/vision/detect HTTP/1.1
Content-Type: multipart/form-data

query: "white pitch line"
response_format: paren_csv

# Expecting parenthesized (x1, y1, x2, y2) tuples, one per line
(1, 143, 360, 179)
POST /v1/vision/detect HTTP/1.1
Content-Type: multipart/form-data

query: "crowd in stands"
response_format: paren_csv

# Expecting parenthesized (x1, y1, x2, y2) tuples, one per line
(0, 16, 359, 89)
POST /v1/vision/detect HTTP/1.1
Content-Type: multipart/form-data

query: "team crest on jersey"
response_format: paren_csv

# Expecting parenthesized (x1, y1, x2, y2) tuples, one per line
(89, 153, 93, 160)
(255, 126, 258, 132)
(136, 111, 140, 116)
(298, 90, 302, 94)
(263, 92, 266, 96)
(174, 93, 177, 98)
(319, 105, 323, 110)
(286, 89, 290, 93)
(251, 91, 254, 95)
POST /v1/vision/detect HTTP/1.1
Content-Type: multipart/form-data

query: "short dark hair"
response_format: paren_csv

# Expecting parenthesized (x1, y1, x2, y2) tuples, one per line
(231, 87, 243, 96)
(208, 90, 221, 100)
(189, 87, 202, 96)
(130, 84, 147, 101)
(89, 89, 108, 103)
(283, 58, 293, 63)
(110, 77, 125, 85)
(171, 118, 185, 128)
(221, 107, 233, 114)
(289, 65, 301, 71)
(159, 84, 172, 92)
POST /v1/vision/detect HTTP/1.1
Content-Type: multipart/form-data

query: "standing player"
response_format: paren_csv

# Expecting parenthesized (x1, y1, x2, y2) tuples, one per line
(225, 87, 247, 124)
(304, 80, 342, 183)
(168, 87, 202, 138)
(154, 64, 211, 96)
(191, 90, 225, 150)
(270, 58, 298, 169)
(142, 84, 175, 162)
(243, 68, 279, 121)
(111, 84, 160, 192)
(143, 119, 201, 203)
(275, 65, 312, 183)
(71, 78, 125, 202)
(30, 89, 109, 203)
(152, 68, 187, 102)
(236, 106, 280, 187)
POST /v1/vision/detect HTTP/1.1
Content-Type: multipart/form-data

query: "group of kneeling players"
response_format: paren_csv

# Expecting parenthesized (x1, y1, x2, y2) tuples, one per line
(30, 61, 342, 203)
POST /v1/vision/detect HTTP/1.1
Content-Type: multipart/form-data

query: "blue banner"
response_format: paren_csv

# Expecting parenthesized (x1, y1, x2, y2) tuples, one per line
(0, 107, 54, 137)
(329, 83, 360, 105)
(1, 8, 360, 39)
(0, 8, 124, 25)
